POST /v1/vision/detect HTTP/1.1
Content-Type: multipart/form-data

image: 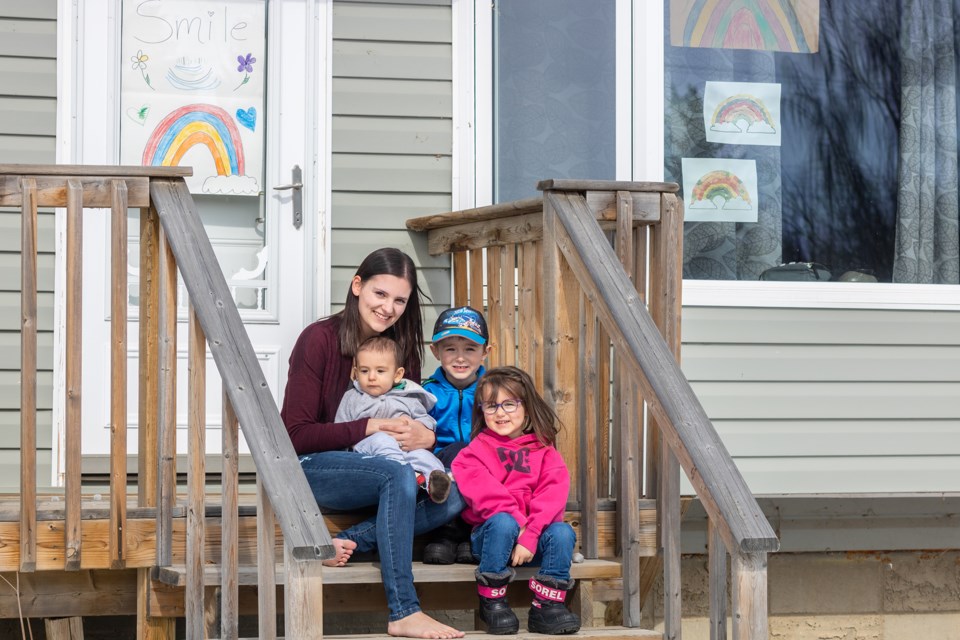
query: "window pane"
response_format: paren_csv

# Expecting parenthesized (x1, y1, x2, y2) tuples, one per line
(665, 0, 960, 284)
(494, 0, 616, 203)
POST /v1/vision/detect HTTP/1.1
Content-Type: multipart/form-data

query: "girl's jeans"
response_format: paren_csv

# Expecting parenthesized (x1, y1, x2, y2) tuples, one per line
(470, 512, 576, 582)
(299, 450, 464, 621)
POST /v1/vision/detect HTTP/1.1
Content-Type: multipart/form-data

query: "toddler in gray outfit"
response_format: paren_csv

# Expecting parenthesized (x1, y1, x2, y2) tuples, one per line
(335, 335, 452, 503)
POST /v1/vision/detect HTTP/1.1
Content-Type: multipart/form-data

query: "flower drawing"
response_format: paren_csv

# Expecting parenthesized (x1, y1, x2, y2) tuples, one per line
(130, 50, 154, 90)
(234, 53, 256, 90)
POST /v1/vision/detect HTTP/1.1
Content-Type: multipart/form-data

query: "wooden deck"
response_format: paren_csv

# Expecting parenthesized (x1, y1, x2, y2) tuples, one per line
(3, 167, 776, 639)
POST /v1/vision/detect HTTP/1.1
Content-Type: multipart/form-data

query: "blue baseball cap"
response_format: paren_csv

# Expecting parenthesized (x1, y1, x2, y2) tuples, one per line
(431, 306, 488, 345)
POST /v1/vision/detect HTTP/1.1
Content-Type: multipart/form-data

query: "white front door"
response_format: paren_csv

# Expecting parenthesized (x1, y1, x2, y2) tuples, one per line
(61, 0, 326, 475)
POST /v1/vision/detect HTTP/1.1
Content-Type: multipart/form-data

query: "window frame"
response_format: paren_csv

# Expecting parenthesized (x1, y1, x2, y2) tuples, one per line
(462, 0, 960, 310)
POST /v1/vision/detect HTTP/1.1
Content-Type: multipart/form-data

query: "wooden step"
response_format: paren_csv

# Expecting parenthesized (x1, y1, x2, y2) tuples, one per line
(155, 559, 622, 587)
(234, 629, 662, 640)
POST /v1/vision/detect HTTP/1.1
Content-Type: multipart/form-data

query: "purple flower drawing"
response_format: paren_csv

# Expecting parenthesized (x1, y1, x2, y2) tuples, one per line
(234, 53, 256, 90)
(237, 53, 256, 73)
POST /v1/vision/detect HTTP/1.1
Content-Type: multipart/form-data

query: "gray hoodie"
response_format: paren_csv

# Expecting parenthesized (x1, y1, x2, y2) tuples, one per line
(334, 379, 438, 431)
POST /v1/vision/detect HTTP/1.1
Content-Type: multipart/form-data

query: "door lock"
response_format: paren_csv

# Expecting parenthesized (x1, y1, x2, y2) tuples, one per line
(273, 165, 303, 229)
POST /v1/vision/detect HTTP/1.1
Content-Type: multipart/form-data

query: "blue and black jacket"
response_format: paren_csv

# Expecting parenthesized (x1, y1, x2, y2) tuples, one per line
(422, 365, 486, 454)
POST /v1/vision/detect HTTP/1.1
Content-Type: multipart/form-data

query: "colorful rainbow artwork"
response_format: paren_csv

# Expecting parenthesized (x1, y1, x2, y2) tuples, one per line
(672, 0, 818, 53)
(710, 94, 775, 133)
(689, 170, 752, 210)
(142, 104, 245, 176)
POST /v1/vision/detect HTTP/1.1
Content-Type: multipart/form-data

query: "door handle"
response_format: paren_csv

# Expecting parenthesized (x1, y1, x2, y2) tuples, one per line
(273, 165, 303, 229)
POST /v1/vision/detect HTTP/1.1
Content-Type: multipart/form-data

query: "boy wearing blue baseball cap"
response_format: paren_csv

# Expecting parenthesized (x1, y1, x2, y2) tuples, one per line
(422, 306, 492, 563)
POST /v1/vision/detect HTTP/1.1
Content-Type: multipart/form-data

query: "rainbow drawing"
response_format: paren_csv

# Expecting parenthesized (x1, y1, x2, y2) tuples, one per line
(710, 94, 775, 134)
(689, 170, 752, 210)
(672, 0, 818, 53)
(142, 103, 245, 176)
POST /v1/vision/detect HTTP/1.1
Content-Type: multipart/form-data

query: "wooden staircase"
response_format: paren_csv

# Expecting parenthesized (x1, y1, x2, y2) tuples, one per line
(3, 166, 777, 640)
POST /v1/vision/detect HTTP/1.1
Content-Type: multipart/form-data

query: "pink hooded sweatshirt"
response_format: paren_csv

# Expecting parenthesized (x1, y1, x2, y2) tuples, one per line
(452, 429, 570, 552)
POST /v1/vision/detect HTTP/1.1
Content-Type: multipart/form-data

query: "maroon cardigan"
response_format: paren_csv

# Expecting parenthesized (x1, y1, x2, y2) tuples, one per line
(280, 315, 421, 455)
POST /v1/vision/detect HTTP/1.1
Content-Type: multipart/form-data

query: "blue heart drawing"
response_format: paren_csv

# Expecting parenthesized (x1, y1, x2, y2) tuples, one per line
(236, 107, 256, 131)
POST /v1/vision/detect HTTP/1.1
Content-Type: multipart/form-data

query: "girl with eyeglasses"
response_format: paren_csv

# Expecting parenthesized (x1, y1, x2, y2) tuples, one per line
(451, 366, 581, 635)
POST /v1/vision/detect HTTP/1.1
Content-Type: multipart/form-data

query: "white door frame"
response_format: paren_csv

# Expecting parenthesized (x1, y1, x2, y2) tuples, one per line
(54, 0, 329, 484)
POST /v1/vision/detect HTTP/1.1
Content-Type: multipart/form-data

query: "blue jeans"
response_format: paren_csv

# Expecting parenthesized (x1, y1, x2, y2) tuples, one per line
(470, 512, 576, 582)
(299, 450, 465, 621)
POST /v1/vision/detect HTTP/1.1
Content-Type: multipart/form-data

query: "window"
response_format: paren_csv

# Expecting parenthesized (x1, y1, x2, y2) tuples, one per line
(493, 0, 617, 202)
(665, 0, 960, 285)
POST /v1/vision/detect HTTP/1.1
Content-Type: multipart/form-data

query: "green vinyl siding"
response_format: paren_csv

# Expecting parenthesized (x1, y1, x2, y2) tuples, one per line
(330, 0, 453, 326)
(0, 5, 57, 490)
(681, 306, 960, 494)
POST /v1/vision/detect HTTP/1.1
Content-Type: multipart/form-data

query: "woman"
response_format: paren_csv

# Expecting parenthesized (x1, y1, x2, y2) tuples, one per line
(281, 247, 465, 639)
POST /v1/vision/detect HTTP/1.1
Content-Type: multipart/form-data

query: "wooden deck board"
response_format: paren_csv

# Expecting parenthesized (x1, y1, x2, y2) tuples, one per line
(155, 558, 623, 588)
(240, 629, 662, 640)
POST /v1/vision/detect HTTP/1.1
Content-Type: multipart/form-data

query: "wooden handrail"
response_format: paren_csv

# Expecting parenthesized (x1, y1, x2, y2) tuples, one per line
(148, 178, 332, 561)
(543, 189, 778, 555)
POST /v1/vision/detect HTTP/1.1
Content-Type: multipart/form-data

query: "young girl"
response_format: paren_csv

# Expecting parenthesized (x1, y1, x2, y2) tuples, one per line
(451, 366, 581, 636)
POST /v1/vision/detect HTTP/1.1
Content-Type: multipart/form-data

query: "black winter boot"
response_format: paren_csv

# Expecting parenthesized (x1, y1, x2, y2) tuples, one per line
(476, 569, 519, 635)
(527, 576, 581, 635)
(423, 521, 459, 564)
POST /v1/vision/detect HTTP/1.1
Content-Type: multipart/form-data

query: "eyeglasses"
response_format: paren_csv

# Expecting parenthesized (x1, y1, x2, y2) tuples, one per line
(481, 399, 523, 415)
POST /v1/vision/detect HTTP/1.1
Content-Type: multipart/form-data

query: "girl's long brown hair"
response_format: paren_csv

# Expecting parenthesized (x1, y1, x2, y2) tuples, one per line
(471, 366, 561, 447)
(336, 247, 425, 372)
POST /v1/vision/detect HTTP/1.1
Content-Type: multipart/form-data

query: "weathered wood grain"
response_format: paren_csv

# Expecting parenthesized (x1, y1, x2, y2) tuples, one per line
(537, 179, 679, 193)
(109, 180, 128, 570)
(544, 190, 778, 555)
(221, 391, 240, 640)
(19, 177, 37, 572)
(64, 180, 82, 572)
(149, 179, 333, 561)
(406, 196, 543, 231)
(138, 205, 160, 508)
(257, 480, 278, 640)
(709, 519, 728, 640)
(156, 229, 177, 568)
(0, 175, 150, 207)
(284, 544, 324, 640)
(731, 551, 768, 640)
(186, 309, 206, 640)
(453, 251, 468, 307)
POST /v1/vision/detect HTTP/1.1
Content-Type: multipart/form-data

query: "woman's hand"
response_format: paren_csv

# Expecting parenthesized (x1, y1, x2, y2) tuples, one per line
(377, 417, 437, 451)
(365, 417, 408, 437)
(511, 543, 534, 566)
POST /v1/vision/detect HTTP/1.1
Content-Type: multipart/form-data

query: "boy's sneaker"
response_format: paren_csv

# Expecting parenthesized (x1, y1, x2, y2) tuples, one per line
(423, 537, 457, 564)
(456, 540, 476, 564)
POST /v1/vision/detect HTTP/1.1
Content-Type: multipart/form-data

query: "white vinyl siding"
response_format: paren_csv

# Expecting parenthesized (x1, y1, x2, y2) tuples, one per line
(330, 0, 454, 327)
(0, 1, 57, 487)
(681, 306, 960, 494)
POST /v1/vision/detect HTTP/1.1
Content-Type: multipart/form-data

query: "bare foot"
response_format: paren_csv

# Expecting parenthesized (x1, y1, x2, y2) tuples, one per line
(322, 538, 357, 567)
(387, 611, 464, 639)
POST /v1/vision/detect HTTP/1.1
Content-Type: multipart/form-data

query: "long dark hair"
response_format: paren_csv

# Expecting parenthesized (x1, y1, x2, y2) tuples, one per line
(471, 366, 561, 447)
(337, 247, 425, 372)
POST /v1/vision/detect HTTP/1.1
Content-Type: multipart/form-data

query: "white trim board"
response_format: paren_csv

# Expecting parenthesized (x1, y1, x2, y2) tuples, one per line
(684, 280, 960, 310)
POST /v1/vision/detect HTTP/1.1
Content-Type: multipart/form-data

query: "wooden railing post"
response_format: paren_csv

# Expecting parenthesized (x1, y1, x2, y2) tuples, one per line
(186, 308, 206, 640)
(709, 519, 728, 640)
(137, 198, 174, 640)
(222, 389, 240, 640)
(284, 546, 324, 640)
(156, 227, 177, 568)
(19, 177, 38, 573)
(109, 179, 129, 570)
(731, 551, 768, 640)
(64, 179, 83, 572)
(257, 478, 278, 640)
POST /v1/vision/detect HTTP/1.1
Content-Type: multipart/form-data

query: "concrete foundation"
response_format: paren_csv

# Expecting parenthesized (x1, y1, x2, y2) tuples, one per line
(632, 550, 960, 640)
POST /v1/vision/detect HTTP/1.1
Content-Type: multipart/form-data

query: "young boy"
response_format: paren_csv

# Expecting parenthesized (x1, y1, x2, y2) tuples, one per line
(335, 335, 452, 503)
(421, 306, 493, 562)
